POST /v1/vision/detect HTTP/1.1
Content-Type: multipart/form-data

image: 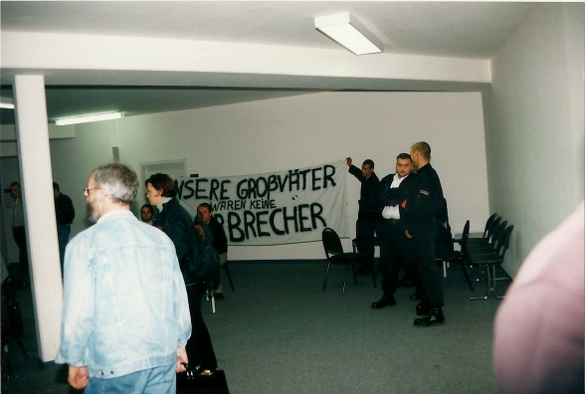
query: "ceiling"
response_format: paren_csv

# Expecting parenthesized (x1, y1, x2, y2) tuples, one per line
(0, 1, 535, 125)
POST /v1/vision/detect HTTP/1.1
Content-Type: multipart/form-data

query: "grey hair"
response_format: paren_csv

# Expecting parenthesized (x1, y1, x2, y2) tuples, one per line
(93, 163, 138, 204)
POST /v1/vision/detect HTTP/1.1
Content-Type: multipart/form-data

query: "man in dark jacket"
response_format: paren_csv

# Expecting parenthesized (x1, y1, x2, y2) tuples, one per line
(197, 203, 228, 300)
(371, 153, 418, 309)
(53, 182, 75, 267)
(10, 182, 28, 283)
(346, 157, 381, 272)
(403, 142, 446, 327)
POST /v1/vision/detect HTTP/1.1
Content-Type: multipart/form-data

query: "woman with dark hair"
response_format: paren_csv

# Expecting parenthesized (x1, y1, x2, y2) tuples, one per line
(146, 174, 191, 262)
(145, 173, 218, 376)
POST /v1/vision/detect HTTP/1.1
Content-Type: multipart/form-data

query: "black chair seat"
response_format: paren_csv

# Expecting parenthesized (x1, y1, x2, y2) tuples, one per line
(329, 252, 368, 264)
(440, 220, 474, 292)
(467, 220, 508, 254)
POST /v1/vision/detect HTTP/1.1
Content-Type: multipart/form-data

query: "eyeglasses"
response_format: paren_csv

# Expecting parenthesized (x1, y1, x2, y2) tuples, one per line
(83, 187, 100, 197)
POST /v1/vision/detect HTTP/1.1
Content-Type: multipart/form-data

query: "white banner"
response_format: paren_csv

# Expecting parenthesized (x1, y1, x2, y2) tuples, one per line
(176, 160, 349, 246)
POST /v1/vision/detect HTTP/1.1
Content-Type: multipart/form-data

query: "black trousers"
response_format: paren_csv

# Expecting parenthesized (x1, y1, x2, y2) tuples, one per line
(12, 226, 28, 283)
(185, 284, 218, 371)
(12, 226, 27, 265)
(405, 237, 444, 308)
(378, 219, 413, 294)
(355, 213, 380, 265)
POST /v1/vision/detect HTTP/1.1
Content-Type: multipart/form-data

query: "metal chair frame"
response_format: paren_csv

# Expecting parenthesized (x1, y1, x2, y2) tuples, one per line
(469, 225, 514, 300)
(467, 215, 502, 249)
(322, 228, 370, 295)
(466, 220, 507, 280)
(441, 220, 474, 292)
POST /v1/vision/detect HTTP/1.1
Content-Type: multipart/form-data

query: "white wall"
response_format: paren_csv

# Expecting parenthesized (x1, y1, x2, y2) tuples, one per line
(483, 3, 584, 277)
(1, 124, 75, 265)
(46, 91, 489, 261)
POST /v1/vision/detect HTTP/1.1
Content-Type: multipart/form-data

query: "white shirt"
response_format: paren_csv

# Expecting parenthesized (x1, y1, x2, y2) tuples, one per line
(381, 174, 409, 220)
(157, 197, 172, 211)
(12, 197, 25, 227)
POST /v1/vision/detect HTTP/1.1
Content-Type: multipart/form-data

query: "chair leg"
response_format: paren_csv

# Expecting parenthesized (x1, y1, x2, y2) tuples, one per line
(322, 262, 332, 291)
(371, 260, 377, 289)
(491, 266, 509, 299)
(223, 263, 235, 292)
(459, 260, 474, 292)
(471, 265, 508, 300)
(205, 288, 216, 313)
(470, 264, 491, 300)
(342, 264, 351, 295)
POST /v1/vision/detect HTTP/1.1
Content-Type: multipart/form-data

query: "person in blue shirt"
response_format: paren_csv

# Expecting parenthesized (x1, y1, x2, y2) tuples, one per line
(56, 163, 191, 392)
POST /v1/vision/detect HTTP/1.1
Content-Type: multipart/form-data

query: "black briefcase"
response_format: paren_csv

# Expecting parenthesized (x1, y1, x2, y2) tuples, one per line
(176, 369, 230, 394)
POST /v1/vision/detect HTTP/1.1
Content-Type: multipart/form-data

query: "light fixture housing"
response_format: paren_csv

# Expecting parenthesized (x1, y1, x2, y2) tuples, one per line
(315, 12, 382, 56)
(0, 97, 15, 109)
(55, 111, 124, 126)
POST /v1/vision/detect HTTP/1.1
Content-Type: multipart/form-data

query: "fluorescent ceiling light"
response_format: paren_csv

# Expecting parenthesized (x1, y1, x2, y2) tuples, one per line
(55, 112, 124, 126)
(0, 97, 15, 109)
(315, 12, 382, 56)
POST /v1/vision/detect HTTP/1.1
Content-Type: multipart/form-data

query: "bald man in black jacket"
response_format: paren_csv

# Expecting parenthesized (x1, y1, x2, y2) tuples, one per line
(403, 142, 446, 327)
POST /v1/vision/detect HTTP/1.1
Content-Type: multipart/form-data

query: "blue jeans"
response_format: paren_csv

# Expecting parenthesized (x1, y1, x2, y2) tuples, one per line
(85, 363, 176, 394)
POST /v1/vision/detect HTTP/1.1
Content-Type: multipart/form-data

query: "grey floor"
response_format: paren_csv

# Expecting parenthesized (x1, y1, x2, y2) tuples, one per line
(1, 260, 509, 393)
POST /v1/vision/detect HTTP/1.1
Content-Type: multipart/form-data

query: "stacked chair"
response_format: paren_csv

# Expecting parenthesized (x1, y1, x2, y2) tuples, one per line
(464, 214, 514, 300)
(439, 220, 474, 292)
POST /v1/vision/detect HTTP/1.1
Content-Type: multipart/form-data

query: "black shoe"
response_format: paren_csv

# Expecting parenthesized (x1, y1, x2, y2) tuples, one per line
(215, 292, 224, 301)
(371, 294, 396, 309)
(409, 292, 423, 301)
(416, 301, 431, 316)
(414, 307, 445, 327)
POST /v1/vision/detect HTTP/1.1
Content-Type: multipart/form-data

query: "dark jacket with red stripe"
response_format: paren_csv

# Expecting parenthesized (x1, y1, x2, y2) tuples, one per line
(401, 163, 446, 241)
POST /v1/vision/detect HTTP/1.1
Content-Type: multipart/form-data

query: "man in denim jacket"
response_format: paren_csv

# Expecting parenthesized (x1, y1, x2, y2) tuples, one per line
(56, 163, 191, 393)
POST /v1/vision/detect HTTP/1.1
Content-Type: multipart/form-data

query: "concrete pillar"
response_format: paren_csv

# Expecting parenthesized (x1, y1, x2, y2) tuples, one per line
(13, 75, 63, 362)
